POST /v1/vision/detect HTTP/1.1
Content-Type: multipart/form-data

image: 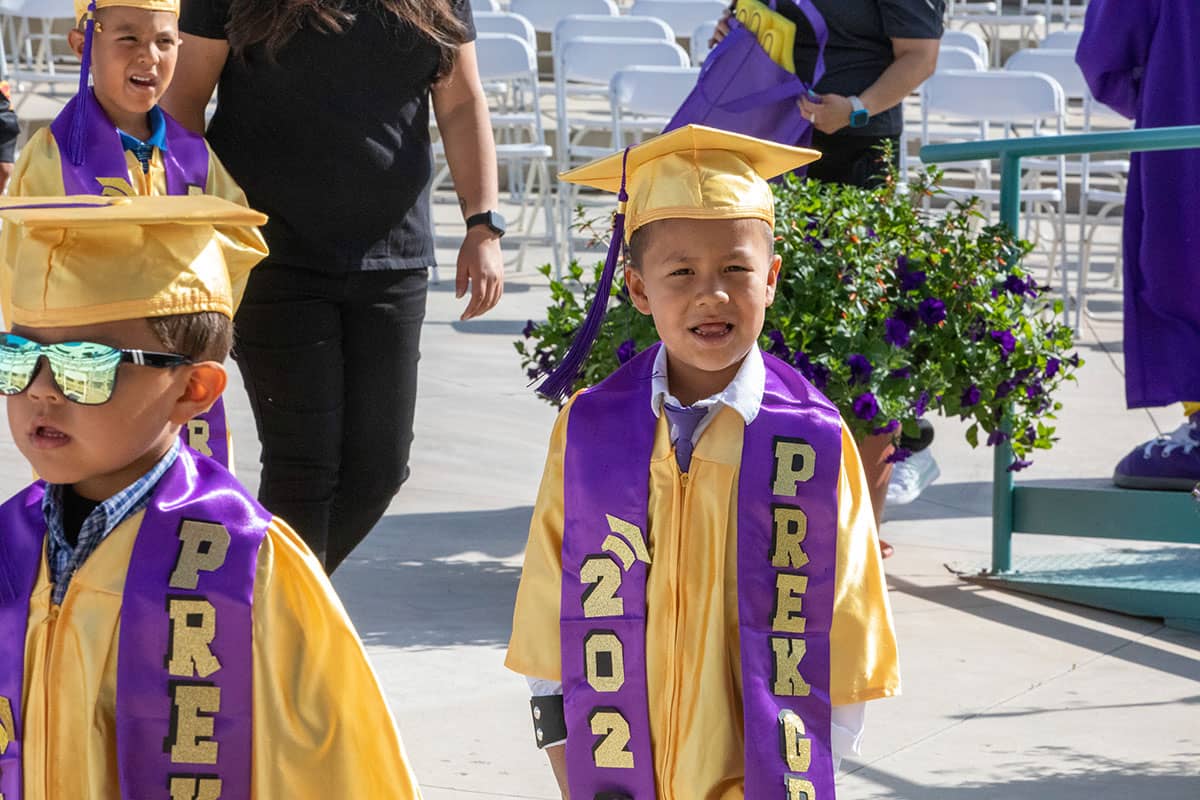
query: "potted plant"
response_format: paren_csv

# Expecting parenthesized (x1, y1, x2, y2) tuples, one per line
(517, 163, 1080, 523)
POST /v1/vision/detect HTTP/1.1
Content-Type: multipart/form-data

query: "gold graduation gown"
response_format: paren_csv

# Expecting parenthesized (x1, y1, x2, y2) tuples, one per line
(507, 399, 900, 800)
(19, 512, 421, 799)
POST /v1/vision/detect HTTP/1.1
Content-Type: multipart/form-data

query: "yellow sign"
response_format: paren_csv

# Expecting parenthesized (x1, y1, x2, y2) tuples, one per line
(736, 0, 797, 74)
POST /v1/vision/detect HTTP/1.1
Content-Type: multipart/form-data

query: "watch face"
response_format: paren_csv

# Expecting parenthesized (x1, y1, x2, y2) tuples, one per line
(850, 109, 869, 128)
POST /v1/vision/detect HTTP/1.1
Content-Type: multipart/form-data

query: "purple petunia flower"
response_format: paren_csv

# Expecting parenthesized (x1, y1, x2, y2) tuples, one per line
(994, 379, 1016, 400)
(1025, 382, 1043, 399)
(885, 447, 913, 464)
(810, 364, 831, 391)
(913, 391, 930, 417)
(990, 329, 1017, 359)
(918, 297, 947, 326)
(1003, 273, 1028, 295)
(961, 384, 982, 407)
(522, 319, 537, 338)
(616, 339, 637, 365)
(852, 392, 880, 421)
(874, 419, 900, 436)
(1045, 358, 1061, 379)
(889, 366, 912, 380)
(804, 234, 825, 252)
(986, 430, 1009, 446)
(967, 317, 986, 342)
(897, 255, 927, 293)
(846, 354, 873, 385)
(1006, 458, 1034, 472)
(766, 329, 791, 360)
(884, 317, 911, 348)
(1023, 426, 1037, 445)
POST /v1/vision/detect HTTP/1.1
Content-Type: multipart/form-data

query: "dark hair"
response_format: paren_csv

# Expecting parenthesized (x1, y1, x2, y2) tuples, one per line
(148, 312, 233, 362)
(625, 218, 775, 271)
(226, 0, 469, 76)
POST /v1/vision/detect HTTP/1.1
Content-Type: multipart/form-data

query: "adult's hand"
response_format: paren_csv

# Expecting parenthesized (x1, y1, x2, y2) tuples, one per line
(456, 227, 503, 321)
(798, 92, 855, 135)
(709, 7, 734, 47)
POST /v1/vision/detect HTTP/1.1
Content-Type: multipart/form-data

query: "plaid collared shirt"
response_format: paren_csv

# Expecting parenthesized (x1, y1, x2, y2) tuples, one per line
(44, 439, 180, 605)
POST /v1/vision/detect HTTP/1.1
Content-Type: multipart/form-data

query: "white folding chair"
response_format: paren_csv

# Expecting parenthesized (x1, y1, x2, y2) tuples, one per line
(920, 70, 1069, 313)
(1021, 0, 1088, 26)
(469, 0, 502, 11)
(1039, 29, 1083, 52)
(941, 29, 989, 66)
(3, 0, 78, 92)
(432, 33, 560, 278)
(553, 13, 673, 58)
(609, 65, 699, 148)
(628, 0, 728, 40)
(510, 0, 617, 34)
(690, 19, 719, 65)
(936, 45, 986, 72)
(1006, 47, 1133, 328)
(554, 35, 688, 260)
(473, 11, 536, 45)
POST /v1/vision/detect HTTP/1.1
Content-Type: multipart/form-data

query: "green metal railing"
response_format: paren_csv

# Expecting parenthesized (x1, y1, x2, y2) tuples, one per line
(920, 126, 1200, 574)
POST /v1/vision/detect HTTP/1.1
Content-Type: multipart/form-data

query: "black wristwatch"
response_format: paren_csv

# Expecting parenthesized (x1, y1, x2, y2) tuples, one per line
(466, 210, 507, 237)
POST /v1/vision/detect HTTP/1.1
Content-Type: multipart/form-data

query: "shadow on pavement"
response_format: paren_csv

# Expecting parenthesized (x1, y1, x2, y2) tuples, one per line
(845, 752, 1199, 799)
(331, 506, 533, 651)
(888, 575, 1200, 682)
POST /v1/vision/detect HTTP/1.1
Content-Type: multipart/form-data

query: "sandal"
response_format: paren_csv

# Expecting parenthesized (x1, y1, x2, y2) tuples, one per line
(879, 539, 895, 559)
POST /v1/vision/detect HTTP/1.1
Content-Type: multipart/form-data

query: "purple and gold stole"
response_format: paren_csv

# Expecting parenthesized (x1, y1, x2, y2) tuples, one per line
(561, 343, 842, 799)
(48, 90, 232, 470)
(0, 447, 266, 799)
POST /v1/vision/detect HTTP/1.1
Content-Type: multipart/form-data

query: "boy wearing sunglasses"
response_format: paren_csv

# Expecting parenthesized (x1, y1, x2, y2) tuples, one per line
(0, 195, 421, 799)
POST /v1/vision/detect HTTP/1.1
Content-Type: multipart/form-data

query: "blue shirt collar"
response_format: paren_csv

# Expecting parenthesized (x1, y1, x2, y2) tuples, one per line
(117, 105, 169, 153)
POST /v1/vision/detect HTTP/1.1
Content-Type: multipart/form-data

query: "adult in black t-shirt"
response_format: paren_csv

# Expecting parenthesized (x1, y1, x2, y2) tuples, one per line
(163, 0, 502, 573)
(715, 0, 943, 186)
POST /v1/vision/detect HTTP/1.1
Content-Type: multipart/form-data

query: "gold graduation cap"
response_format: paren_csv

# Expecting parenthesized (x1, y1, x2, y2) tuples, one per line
(75, 0, 179, 23)
(0, 195, 268, 328)
(558, 124, 820, 243)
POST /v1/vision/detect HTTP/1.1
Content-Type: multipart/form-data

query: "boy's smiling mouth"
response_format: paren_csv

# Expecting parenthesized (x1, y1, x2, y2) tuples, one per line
(128, 74, 157, 88)
(30, 423, 71, 449)
(690, 322, 734, 338)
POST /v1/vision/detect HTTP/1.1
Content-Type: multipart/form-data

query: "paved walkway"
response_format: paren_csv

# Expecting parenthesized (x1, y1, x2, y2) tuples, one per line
(0, 197, 1196, 798)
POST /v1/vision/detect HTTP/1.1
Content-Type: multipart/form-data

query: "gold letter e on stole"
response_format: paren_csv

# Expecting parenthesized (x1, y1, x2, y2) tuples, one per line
(165, 521, 231, 769)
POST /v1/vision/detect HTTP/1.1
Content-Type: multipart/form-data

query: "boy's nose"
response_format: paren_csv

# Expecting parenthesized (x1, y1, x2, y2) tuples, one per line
(25, 358, 64, 402)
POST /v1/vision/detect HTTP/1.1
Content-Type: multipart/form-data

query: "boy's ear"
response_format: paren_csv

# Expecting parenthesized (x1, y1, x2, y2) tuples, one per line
(67, 28, 86, 59)
(764, 254, 783, 308)
(624, 265, 652, 316)
(168, 362, 227, 425)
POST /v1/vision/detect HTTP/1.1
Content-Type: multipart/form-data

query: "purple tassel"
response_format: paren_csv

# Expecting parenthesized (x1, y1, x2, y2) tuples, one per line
(67, 1, 97, 167)
(537, 147, 632, 400)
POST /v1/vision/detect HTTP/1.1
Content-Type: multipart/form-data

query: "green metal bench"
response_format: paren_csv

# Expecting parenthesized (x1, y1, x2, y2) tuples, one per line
(920, 126, 1200, 632)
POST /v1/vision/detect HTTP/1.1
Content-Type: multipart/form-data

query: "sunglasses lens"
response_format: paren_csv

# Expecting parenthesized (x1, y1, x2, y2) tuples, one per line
(46, 342, 121, 405)
(0, 333, 40, 396)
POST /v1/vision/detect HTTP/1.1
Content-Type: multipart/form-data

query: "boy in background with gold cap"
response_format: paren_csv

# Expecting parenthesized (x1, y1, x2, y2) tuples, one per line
(0, 195, 421, 799)
(2, 0, 253, 469)
(507, 125, 899, 799)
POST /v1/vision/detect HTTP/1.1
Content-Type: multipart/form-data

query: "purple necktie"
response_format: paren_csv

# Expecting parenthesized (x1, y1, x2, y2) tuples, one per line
(663, 402, 708, 473)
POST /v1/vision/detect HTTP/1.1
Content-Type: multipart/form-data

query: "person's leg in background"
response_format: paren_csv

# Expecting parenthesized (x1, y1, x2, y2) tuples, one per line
(233, 262, 346, 565)
(325, 267, 430, 573)
(1113, 402, 1200, 490)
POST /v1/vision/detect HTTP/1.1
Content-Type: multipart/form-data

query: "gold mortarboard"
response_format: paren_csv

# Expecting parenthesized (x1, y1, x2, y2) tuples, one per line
(0, 195, 268, 328)
(537, 125, 820, 399)
(75, 0, 179, 23)
(558, 124, 820, 243)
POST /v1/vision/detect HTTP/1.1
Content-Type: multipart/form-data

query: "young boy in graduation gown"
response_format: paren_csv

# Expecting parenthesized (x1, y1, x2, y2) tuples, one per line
(1076, 0, 1200, 491)
(506, 125, 900, 800)
(0, 195, 422, 799)
(1, 0, 255, 470)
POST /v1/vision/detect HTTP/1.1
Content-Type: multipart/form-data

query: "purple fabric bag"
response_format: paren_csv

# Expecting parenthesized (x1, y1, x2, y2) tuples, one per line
(665, 0, 828, 147)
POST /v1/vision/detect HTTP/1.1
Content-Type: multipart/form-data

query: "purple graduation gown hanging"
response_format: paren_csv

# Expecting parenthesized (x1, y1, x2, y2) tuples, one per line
(1077, 0, 1200, 408)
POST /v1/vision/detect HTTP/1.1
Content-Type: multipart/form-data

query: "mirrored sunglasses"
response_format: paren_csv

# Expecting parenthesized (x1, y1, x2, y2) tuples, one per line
(0, 332, 191, 405)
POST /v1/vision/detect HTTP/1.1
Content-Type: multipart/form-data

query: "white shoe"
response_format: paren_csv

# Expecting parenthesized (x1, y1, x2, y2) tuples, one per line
(887, 449, 940, 506)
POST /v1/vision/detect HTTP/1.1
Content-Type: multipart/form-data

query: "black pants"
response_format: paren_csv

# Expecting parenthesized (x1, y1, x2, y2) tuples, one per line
(806, 131, 901, 189)
(233, 261, 429, 573)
